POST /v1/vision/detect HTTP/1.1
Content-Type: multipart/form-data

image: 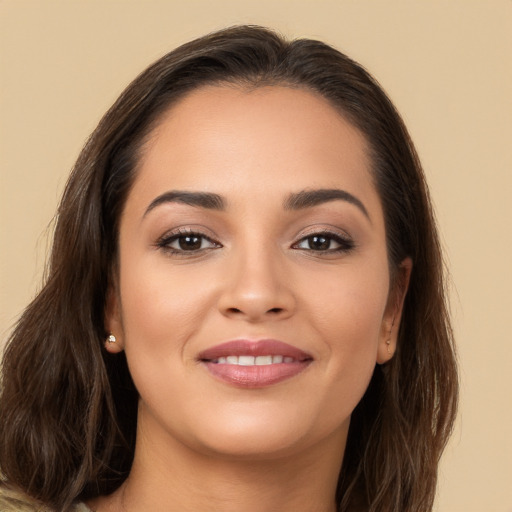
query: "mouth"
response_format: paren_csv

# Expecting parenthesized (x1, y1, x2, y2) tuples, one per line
(198, 339, 313, 388)
(210, 355, 299, 365)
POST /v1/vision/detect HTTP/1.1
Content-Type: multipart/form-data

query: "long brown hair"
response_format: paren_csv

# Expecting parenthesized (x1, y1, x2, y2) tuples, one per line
(0, 26, 457, 512)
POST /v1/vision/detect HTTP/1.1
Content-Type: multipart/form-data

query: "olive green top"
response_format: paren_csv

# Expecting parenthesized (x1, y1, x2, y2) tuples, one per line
(74, 504, 93, 512)
(0, 485, 92, 511)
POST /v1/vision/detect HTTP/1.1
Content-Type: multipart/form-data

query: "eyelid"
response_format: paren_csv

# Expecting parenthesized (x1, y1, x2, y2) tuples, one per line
(155, 227, 222, 254)
(291, 227, 355, 253)
(294, 225, 353, 242)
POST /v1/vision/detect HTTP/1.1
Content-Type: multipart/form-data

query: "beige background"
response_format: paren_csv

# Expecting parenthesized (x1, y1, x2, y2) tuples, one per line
(1, 1, 511, 510)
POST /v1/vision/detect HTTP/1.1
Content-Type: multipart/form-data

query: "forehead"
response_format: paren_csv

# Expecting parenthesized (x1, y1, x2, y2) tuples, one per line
(130, 85, 379, 214)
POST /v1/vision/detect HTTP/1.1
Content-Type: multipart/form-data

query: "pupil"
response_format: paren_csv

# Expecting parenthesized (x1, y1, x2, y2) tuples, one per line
(309, 236, 330, 250)
(179, 235, 201, 250)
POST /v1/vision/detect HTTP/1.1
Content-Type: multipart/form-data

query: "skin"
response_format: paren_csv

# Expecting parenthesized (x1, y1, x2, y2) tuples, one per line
(93, 85, 410, 512)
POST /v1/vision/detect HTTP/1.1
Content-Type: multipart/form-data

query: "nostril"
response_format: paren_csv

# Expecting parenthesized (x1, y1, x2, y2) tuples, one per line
(225, 307, 283, 315)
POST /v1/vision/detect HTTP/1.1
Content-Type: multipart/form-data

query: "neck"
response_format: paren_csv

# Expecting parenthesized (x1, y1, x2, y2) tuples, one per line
(90, 412, 347, 512)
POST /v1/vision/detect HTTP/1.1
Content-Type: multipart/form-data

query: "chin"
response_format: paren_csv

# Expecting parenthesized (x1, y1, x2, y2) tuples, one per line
(185, 407, 350, 461)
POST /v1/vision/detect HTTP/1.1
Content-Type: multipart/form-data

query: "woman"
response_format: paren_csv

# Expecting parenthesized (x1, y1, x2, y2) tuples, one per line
(0, 26, 457, 512)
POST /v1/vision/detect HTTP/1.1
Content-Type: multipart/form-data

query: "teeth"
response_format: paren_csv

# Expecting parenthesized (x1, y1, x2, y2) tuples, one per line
(212, 355, 295, 365)
(255, 355, 272, 365)
(238, 356, 255, 366)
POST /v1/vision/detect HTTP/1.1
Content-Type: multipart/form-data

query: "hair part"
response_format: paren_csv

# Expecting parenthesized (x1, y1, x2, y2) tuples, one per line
(0, 25, 457, 512)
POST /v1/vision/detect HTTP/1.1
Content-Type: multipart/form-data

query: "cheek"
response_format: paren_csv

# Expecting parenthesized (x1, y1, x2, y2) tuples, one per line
(117, 259, 214, 425)
(306, 260, 389, 344)
(118, 256, 216, 356)
(304, 263, 389, 403)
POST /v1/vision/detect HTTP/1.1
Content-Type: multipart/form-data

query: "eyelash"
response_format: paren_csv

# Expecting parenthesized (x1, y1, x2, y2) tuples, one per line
(292, 230, 355, 254)
(156, 228, 221, 255)
(156, 228, 355, 256)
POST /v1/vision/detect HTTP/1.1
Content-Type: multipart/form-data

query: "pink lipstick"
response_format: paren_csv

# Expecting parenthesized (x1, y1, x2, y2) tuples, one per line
(198, 339, 312, 388)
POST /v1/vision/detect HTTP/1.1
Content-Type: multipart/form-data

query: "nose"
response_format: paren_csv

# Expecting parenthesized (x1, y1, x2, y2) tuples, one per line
(217, 247, 296, 322)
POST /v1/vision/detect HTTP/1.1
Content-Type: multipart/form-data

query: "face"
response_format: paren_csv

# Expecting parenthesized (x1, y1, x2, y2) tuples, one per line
(107, 85, 407, 461)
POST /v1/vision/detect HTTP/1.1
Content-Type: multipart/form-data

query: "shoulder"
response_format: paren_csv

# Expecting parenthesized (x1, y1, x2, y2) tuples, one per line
(0, 485, 43, 511)
(73, 504, 93, 512)
(0, 484, 90, 512)
(0, 484, 45, 512)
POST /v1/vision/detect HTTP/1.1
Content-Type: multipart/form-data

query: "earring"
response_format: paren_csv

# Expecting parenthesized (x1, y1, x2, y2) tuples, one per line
(386, 317, 396, 354)
(106, 334, 116, 344)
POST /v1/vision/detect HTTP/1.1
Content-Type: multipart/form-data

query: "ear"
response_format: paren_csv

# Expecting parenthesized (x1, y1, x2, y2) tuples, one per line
(377, 257, 412, 364)
(104, 285, 124, 354)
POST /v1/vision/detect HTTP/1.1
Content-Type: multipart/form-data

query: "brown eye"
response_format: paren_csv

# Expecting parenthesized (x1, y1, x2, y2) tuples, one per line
(157, 231, 220, 254)
(293, 232, 354, 253)
(306, 235, 331, 251)
(178, 235, 202, 251)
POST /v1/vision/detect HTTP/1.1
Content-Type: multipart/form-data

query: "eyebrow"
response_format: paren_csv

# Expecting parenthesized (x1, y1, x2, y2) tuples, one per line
(284, 188, 370, 220)
(144, 190, 225, 217)
(143, 187, 369, 220)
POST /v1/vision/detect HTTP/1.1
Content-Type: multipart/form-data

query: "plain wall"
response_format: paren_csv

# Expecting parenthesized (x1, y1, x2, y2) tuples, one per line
(1, 1, 511, 511)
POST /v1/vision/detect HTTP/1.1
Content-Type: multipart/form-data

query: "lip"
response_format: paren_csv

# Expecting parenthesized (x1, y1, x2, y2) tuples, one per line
(198, 339, 313, 388)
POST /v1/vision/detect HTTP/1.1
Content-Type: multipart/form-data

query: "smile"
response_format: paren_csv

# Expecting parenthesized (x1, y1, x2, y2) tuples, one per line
(198, 339, 312, 388)
(212, 355, 296, 365)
